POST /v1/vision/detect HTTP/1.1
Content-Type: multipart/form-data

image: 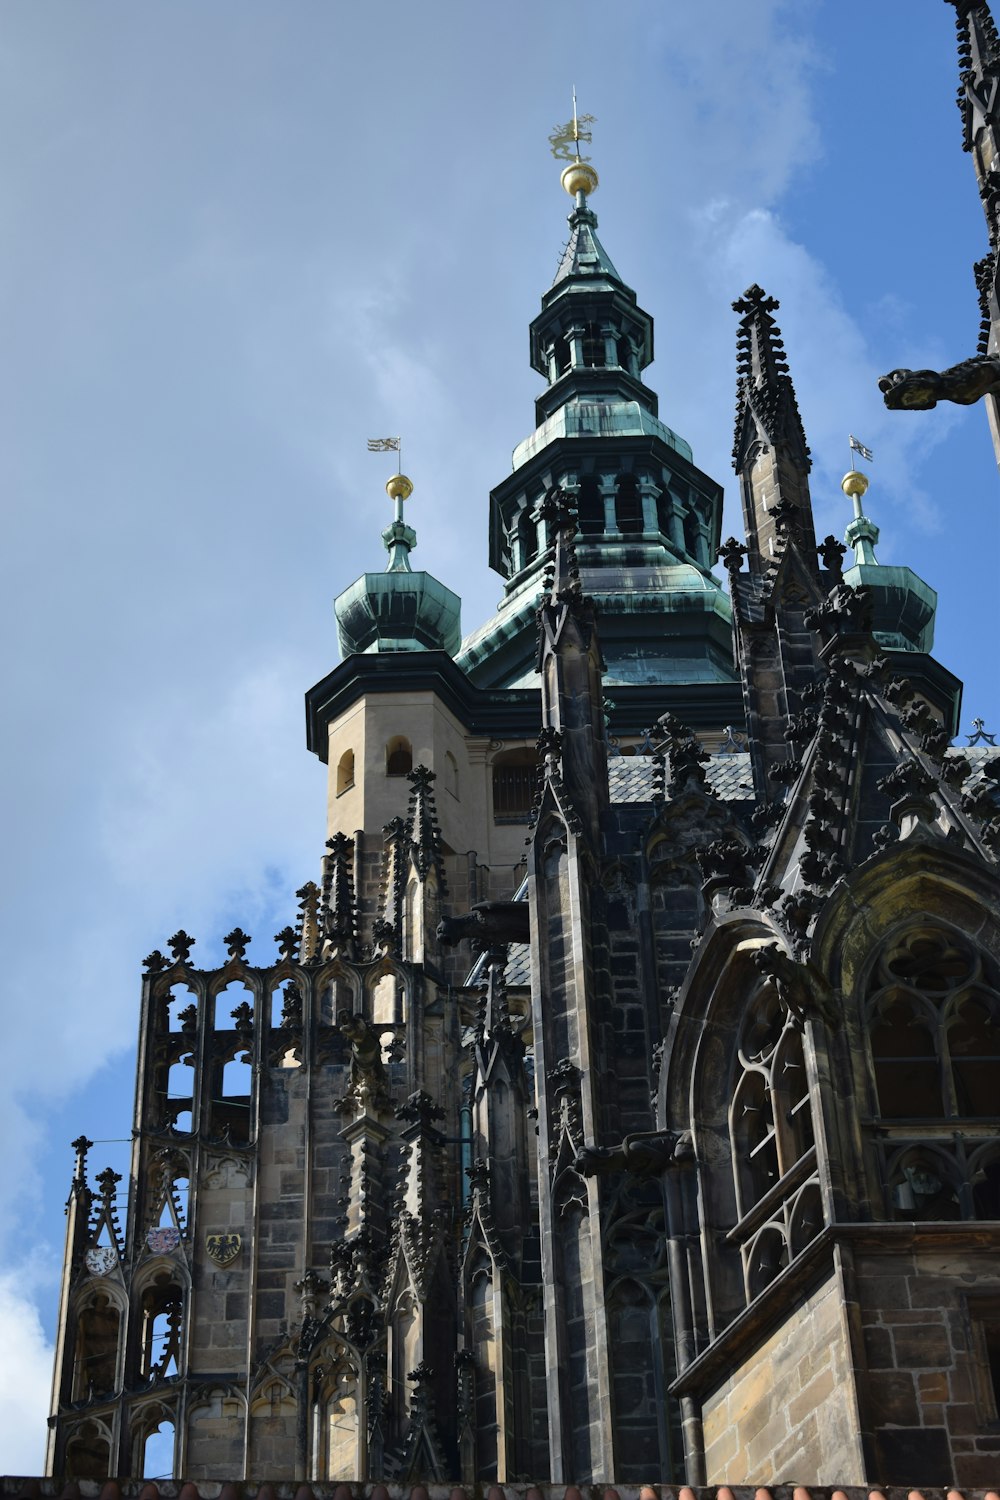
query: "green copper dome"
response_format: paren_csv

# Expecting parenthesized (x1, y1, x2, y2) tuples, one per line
(335, 476, 462, 658)
(840, 470, 937, 653)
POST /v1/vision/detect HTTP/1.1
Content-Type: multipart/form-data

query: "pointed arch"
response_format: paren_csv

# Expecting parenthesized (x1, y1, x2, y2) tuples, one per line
(71, 1287, 123, 1402)
(64, 1417, 113, 1481)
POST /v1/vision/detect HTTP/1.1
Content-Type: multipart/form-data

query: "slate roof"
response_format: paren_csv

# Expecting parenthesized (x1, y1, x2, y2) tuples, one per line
(607, 750, 755, 804)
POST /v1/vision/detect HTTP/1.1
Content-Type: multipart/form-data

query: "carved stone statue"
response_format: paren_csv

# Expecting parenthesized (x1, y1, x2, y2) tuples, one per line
(337, 1010, 387, 1101)
(879, 355, 1000, 410)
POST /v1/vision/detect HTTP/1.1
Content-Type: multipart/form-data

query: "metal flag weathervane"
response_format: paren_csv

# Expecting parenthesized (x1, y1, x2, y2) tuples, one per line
(849, 433, 874, 466)
(549, 88, 595, 162)
(368, 435, 401, 474)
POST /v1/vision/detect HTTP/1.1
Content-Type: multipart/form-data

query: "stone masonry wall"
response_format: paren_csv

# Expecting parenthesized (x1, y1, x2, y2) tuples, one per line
(853, 1243, 1000, 1489)
(701, 1270, 864, 1485)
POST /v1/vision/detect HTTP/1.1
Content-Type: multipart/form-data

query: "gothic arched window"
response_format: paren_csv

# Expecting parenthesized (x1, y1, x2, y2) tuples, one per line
(728, 969, 821, 1305)
(72, 1293, 121, 1402)
(65, 1420, 112, 1481)
(136, 1274, 184, 1382)
(866, 927, 1000, 1122)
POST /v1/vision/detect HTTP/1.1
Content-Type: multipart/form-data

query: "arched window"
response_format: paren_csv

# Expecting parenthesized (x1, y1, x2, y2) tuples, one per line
(140, 1415, 176, 1480)
(683, 508, 701, 562)
(336, 749, 355, 796)
(491, 747, 538, 824)
(866, 926, 1000, 1122)
(581, 321, 605, 367)
(166, 1058, 194, 1134)
(73, 1293, 121, 1402)
(517, 507, 538, 569)
(137, 1275, 183, 1382)
(728, 969, 821, 1304)
(165, 983, 197, 1034)
(65, 1420, 112, 1481)
(577, 474, 604, 537)
(385, 736, 412, 776)
(615, 472, 642, 534)
(552, 334, 571, 378)
(216, 1050, 252, 1145)
(616, 334, 633, 372)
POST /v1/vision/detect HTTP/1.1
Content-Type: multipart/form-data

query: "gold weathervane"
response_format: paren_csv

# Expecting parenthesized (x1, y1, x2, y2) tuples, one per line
(550, 90, 599, 198)
(549, 89, 595, 163)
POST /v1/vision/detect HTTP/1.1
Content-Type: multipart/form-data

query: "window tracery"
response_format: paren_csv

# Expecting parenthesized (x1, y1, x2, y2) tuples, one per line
(728, 974, 821, 1305)
(866, 925, 1000, 1223)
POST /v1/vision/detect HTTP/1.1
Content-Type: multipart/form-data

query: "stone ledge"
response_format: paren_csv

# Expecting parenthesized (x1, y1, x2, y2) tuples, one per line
(3, 1484, 999, 1500)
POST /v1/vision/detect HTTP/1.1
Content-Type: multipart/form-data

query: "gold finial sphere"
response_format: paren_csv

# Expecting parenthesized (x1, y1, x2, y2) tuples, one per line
(386, 473, 413, 502)
(841, 469, 869, 500)
(561, 160, 599, 198)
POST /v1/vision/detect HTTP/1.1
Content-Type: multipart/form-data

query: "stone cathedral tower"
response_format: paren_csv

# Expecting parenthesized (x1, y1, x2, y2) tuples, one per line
(43, 19, 1000, 1494)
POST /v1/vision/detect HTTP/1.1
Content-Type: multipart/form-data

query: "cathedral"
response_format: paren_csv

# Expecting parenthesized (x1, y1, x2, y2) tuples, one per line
(33, 1, 1000, 1494)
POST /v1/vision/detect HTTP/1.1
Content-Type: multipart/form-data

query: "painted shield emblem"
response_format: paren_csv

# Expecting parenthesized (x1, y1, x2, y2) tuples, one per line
(147, 1225, 181, 1254)
(85, 1246, 117, 1276)
(205, 1232, 242, 1267)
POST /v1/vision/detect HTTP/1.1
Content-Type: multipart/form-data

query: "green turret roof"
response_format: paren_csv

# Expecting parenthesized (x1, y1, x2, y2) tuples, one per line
(335, 476, 461, 658)
(550, 201, 624, 292)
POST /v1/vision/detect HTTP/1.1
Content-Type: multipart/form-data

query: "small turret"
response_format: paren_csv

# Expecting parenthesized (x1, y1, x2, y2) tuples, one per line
(840, 468, 937, 652)
(335, 474, 462, 657)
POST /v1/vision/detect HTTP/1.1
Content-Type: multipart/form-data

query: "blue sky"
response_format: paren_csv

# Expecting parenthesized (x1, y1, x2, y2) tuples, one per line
(1, 0, 998, 1471)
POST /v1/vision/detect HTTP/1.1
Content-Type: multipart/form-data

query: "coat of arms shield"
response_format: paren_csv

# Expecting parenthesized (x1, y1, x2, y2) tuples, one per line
(84, 1246, 117, 1275)
(147, 1225, 181, 1254)
(205, 1232, 242, 1267)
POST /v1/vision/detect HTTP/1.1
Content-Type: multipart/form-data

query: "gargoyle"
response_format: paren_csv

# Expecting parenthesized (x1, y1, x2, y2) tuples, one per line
(879, 355, 1000, 411)
(337, 1010, 386, 1098)
(436, 900, 531, 948)
(575, 1129, 694, 1179)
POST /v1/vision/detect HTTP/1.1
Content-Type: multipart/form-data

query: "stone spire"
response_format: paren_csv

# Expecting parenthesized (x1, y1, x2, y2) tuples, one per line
(534, 485, 609, 836)
(948, 0, 1000, 365)
(732, 284, 817, 571)
(949, 0, 1000, 243)
(319, 831, 357, 956)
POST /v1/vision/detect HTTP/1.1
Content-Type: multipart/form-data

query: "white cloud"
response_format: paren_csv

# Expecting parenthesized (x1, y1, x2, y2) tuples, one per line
(0, 1273, 56, 1475)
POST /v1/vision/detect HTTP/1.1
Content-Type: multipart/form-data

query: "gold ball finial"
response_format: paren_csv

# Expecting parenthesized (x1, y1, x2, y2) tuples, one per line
(841, 469, 869, 500)
(561, 160, 599, 198)
(386, 473, 413, 502)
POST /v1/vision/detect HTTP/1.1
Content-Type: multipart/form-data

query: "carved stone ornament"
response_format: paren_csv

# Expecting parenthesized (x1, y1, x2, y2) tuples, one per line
(205, 1231, 242, 1267)
(147, 1225, 181, 1254)
(84, 1246, 117, 1275)
(879, 354, 1000, 410)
